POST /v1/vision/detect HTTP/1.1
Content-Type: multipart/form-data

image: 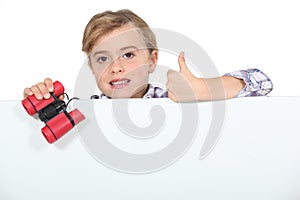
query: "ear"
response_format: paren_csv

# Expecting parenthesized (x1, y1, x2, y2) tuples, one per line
(148, 50, 158, 73)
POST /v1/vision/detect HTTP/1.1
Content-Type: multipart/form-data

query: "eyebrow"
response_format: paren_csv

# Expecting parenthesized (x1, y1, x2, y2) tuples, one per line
(120, 45, 138, 52)
(92, 45, 138, 57)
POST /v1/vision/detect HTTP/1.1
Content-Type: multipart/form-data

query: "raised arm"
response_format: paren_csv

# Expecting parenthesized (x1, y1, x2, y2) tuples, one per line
(166, 53, 273, 102)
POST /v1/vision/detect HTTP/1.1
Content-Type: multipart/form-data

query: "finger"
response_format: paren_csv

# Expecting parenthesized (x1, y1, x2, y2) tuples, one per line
(178, 52, 195, 76)
(167, 69, 179, 83)
(167, 69, 189, 86)
(166, 70, 176, 89)
(167, 90, 179, 103)
(23, 88, 33, 99)
(178, 52, 188, 72)
(58, 94, 65, 101)
(166, 71, 179, 98)
(30, 85, 43, 100)
(37, 82, 51, 99)
(166, 69, 186, 92)
(44, 78, 53, 92)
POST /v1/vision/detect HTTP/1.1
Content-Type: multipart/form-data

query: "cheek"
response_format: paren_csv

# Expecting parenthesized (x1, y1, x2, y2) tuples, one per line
(125, 54, 150, 69)
(91, 70, 107, 88)
(91, 64, 109, 80)
(130, 66, 150, 82)
(125, 59, 150, 74)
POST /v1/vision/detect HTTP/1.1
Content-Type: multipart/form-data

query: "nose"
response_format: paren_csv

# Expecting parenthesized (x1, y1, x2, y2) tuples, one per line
(111, 59, 124, 74)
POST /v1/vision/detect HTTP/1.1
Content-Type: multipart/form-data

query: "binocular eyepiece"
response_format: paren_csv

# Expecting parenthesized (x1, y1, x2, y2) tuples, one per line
(22, 81, 85, 144)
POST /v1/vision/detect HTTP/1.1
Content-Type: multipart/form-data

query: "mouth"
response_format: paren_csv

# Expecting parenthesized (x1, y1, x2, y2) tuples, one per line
(110, 78, 130, 89)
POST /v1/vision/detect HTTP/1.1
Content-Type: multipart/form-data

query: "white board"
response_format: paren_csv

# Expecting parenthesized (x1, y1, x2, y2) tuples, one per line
(1, 97, 300, 199)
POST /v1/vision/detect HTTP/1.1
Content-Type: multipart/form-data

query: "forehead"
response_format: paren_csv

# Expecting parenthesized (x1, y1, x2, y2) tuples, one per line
(91, 26, 147, 54)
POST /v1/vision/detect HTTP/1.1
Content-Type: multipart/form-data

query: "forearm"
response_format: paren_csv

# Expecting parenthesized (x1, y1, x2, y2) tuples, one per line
(194, 76, 245, 101)
(196, 68, 273, 101)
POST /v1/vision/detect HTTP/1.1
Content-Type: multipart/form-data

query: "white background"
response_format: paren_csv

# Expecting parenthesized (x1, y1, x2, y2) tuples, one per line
(0, 0, 300, 100)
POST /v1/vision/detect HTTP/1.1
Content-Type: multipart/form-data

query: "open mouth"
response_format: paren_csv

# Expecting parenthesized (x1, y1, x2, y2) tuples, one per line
(110, 78, 130, 89)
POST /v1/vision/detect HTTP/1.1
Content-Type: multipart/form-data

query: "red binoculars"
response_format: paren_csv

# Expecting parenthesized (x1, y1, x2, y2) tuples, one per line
(22, 81, 85, 144)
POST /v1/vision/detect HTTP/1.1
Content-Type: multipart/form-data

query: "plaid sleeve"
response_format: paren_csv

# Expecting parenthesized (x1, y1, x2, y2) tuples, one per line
(143, 84, 168, 98)
(224, 68, 273, 97)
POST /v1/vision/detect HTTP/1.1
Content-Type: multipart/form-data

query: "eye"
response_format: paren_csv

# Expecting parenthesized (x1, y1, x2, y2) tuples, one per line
(122, 52, 135, 60)
(97, 56, 110, 64)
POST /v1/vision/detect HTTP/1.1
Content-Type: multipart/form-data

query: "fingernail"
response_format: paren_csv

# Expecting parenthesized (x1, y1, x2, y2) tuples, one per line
(180, 51, 185, 57)
(36, 94, 42, 100)
(48, 86, 53, 92)
(45, 93, 50, 99)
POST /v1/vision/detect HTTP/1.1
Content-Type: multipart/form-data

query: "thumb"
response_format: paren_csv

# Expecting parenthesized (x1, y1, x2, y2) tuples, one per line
(178, 52, 192, 75)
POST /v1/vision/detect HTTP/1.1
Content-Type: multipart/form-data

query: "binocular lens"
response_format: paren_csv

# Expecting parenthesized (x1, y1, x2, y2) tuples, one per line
(41, 109, 85, 144)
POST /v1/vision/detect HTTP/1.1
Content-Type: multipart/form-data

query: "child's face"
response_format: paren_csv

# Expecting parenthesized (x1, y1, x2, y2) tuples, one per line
(89, 26, 158, 98)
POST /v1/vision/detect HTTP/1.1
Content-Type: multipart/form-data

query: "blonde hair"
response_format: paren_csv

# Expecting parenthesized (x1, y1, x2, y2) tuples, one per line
(82, 9, 157, 54)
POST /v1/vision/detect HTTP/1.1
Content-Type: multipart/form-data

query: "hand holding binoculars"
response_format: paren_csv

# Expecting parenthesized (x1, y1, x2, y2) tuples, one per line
(22, 81, 85, 144)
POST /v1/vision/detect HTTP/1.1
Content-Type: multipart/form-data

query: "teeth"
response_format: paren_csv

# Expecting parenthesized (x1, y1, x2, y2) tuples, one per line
(111, 80, 129, 85)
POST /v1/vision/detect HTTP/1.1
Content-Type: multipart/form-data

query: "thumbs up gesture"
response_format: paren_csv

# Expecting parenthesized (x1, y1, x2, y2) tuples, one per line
(166, 52, 207, 102)
(167, 52, 247, 102)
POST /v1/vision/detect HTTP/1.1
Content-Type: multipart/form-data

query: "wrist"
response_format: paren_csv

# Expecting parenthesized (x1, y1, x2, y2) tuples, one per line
(191, 78, 211, 101)
(222, 76, 245, 98)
